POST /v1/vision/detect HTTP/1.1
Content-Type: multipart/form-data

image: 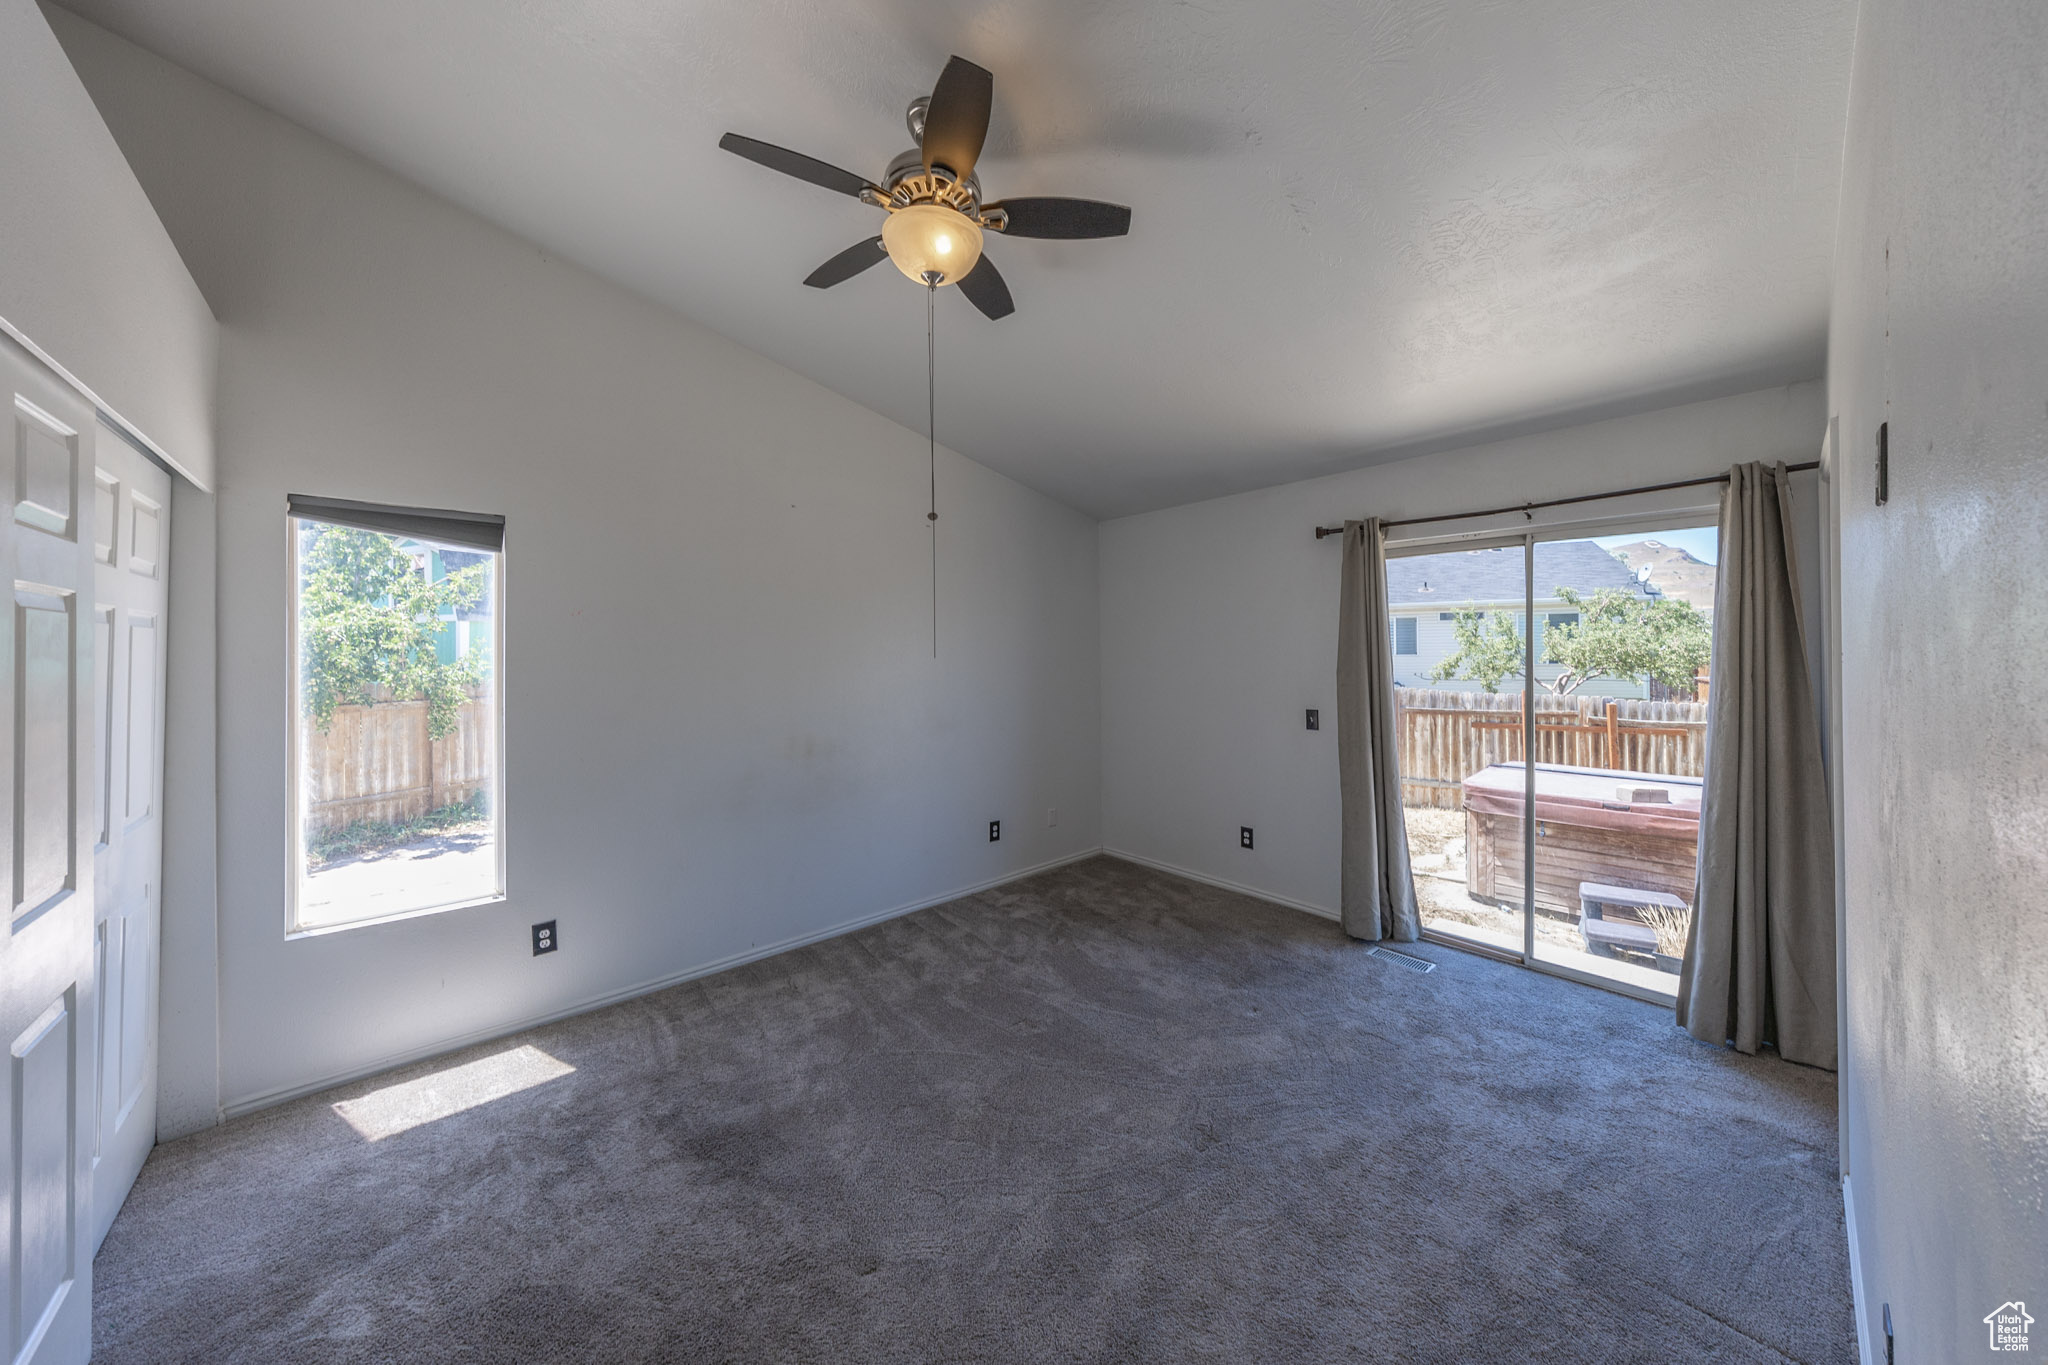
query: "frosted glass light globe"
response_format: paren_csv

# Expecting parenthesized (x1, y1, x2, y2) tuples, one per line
(882, 203, 984, 286)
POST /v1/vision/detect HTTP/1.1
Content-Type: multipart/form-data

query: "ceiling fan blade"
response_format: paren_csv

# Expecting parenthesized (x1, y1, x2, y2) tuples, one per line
(803, 236, 890, 289)
(921, 56, 993, 180)
(986, 197, 1133, 239)
(719, 133, 875, 199)
(956, 252, 1014, 320)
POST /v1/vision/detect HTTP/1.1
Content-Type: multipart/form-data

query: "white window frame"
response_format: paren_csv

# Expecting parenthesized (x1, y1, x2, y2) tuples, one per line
(285, 513, 507, 936)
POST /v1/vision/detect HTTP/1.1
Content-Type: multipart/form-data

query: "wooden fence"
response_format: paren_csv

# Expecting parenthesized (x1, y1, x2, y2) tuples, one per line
(304, 692, 490, 833)
(1394, 687, 1708, 809)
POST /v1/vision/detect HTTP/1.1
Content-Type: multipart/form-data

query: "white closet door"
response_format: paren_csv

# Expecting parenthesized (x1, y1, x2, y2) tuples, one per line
(89, 420, 169, 1251)
(0, 333, 99, 1365)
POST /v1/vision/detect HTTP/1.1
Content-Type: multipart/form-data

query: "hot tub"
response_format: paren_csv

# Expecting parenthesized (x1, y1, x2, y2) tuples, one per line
(1459, 762, 1701, 916)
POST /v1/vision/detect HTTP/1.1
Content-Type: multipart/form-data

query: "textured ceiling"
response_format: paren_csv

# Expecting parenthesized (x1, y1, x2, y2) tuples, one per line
(58, 0, 1857, 517)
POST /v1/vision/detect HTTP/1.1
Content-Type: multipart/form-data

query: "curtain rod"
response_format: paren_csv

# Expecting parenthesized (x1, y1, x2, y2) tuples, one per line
(1312, 461, 1821, 539)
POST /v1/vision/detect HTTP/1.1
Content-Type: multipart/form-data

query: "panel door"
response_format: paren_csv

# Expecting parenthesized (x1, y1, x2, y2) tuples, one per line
(0, 333, 99, 1365)
(89, 422, 169, 1251)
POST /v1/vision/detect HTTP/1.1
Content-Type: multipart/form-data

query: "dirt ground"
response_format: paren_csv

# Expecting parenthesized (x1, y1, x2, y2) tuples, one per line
(1401, 804, 1599, 956)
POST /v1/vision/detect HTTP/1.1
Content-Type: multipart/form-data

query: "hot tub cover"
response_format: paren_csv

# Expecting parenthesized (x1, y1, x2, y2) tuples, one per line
(1461, 762, 1702, 838)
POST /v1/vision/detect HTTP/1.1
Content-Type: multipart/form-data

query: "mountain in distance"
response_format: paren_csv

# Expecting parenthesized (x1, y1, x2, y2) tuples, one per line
(1607, 539, 1717, 609)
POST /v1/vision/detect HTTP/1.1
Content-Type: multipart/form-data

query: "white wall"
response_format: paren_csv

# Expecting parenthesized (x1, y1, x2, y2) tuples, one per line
(52, 13, 1101, 1122)
(0, 0, 213, 483)
(1827, 2, 2048, 1358)
(1100, 382, 1823, 917)
(156, 481, 219, 1137)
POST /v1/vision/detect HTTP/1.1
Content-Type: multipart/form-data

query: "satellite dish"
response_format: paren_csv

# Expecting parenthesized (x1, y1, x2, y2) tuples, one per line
(1637, 565, 1653, 582)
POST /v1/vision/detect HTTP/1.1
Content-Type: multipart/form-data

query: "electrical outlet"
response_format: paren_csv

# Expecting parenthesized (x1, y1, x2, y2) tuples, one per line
(1240, 826, 1254, 850)
(532, 920, 557, 955)
(1306, 708, 1320, 731)
(1047, 807, 1058, 827)
(988, 820, 1001, 843)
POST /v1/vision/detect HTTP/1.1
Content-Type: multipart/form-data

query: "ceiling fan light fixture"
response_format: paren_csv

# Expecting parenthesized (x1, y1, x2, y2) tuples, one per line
(881, 203, 982, 286)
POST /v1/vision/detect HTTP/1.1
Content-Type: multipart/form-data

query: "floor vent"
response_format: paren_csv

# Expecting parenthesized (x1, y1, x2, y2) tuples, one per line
(1366, 946, 1436, 974)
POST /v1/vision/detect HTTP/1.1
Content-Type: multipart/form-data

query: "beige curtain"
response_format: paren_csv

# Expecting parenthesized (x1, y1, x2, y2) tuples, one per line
(1677, 463, 1837, 1068)
(1337, 519, 1420, 942)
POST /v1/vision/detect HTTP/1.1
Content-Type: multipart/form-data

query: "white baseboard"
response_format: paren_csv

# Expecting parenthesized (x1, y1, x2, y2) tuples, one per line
(1844, 1174, 1875, 1365)
(1100, 847, 1339, 923)
(219, 846, 1106, 1121)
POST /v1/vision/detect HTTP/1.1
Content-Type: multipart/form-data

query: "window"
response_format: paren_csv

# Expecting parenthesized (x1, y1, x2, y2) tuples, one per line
(1394, 616, 1418, 655)
(1546, 612, 1579, 632)
(289, 497, 505, 932)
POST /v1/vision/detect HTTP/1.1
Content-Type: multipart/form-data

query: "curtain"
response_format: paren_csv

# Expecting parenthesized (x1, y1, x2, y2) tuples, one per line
(1677, 463, 1837, 1068)
(1337, 519, 1421, 942)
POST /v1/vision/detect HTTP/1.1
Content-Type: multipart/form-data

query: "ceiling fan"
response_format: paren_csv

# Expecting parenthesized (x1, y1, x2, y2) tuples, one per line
(718, 56, 1132, 320)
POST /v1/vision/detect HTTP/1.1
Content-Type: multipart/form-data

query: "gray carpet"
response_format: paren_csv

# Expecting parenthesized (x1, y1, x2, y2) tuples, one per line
(95, 857, 1854, 1363)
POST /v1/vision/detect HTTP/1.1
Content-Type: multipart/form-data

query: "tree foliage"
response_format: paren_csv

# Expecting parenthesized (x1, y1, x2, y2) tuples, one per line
(1427, 609, 1527, 692)
(299, 524, 486, 738)
(1429, 587, 1711, 696)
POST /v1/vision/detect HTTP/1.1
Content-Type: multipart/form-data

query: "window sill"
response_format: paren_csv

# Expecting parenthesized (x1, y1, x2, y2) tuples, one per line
(286, 890, 507, 940)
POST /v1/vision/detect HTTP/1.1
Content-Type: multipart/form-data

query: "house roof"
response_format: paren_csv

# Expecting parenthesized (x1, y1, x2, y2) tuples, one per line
(1386, 540, 1650, 608)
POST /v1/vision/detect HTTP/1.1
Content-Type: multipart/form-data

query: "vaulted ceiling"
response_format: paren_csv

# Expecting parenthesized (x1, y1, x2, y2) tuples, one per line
(59, 0, 1858, 516)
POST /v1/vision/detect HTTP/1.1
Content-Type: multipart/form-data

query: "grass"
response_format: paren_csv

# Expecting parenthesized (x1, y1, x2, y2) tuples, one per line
(307, 795, 489, 867)
(1634, 904, 1693, 959)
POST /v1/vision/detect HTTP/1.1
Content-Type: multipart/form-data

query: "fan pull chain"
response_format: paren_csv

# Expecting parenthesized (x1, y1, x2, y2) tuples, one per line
(926, 275, 939, 658)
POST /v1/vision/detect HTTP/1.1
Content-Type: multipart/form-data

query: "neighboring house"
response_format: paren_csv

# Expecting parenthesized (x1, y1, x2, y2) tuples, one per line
(1387, 540, 1657, 697)
(402, 540, 494, 667)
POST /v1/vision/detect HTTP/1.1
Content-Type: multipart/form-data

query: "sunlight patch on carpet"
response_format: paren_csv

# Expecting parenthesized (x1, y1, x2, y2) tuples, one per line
(333, 1045, 574, 1141)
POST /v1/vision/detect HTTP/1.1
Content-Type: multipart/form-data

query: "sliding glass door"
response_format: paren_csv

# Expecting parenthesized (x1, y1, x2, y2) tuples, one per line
(1523, 524, 1715, 996)
(1388, 519, 1718, 1002)
(1387, 535, 1534, 959)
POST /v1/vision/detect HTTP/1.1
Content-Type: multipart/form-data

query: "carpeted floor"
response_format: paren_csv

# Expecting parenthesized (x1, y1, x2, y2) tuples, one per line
(94, 857, 1854, 1363)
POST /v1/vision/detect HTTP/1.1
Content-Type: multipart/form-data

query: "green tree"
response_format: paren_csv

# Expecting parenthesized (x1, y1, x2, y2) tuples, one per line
(1426, 608, 1526, 692)
(1430, 587, 1711, 696)
(299, 525, 485, 738)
